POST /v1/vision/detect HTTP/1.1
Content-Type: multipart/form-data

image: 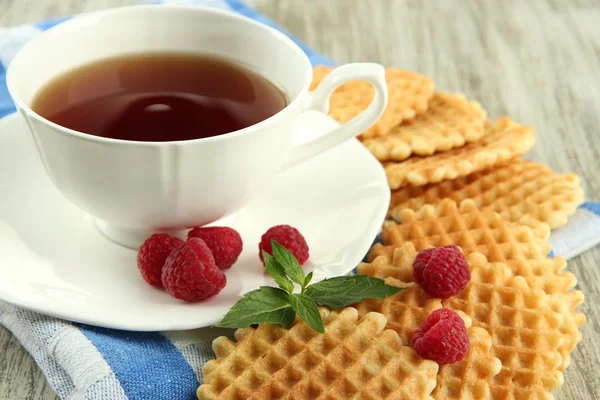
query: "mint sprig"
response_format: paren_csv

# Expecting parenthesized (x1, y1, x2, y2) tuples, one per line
(262, 251, 294, 293)
(218, 286, 295, 329)
(216, 240, 403, 333)
(289, 293, 324, 333)
(304, 275, 403, 308)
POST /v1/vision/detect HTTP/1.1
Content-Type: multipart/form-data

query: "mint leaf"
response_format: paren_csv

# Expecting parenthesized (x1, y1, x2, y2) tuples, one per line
(271, 241, 305, 285)
(217, 286, 295, 329)
(303, 271, 313, 292)
(289, 293, 324, 333)
(305, 275, 403, 308)
(263, 251, 294, 293)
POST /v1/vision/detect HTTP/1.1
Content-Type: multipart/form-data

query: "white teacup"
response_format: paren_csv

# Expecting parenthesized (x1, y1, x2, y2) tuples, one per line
(7, 5, 387, 248)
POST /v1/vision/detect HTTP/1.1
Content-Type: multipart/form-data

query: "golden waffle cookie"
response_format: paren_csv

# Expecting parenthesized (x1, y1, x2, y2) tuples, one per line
(354, 266, 502, 400)
(493, 258, 583, 369)
(372, 199, 552, 262)
(384, 117, 536, 189)
(360, 244, 565, 398)
(363, 92, 487, 162)
(433, 311, 503, 400)
(353, 277, 442, 344)
(198, 307, 439, 400)
(389, 159, 584, 229)
(446, 253, 565, 399)
(358, 243, 418, 283)
(368, 199, 584, 371)
(310, 65, 434, 139)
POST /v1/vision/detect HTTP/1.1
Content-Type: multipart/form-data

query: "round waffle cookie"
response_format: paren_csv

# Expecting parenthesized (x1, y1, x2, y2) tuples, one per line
(354, 278, 442, 345)
(388, 159, 584, 229)
(363, 92, 487, 162)
(432, 311, 502, 400)
(367, 199, 584, 372)
(384, 117, 536, 189)
(358, 244, 566, 399)
(310, 65, 435, 139)
(198, 307, 439, 400)
(354, 275, 502, 399)
(447, 253, 565, 399)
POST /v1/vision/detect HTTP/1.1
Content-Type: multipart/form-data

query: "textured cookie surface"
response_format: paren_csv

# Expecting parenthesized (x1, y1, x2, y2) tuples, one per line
(389, 159, 584, 229)
(353, 277, 442, 344)
(359, 243, 565, 399)
(354, 267, 502, 400)
(432, 312, 502, 400)
(367, 199, 584, 371)
(446, 253, 565, 399)
(198, 307, 439, 400)
(384, 117, 536, 189)
(363, 92, 487, 162)
(310, 65, 434, 139)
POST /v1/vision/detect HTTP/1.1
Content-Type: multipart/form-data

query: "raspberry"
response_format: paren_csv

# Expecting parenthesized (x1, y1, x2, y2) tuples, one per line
(258, 225, 309, 265)
(413, 245, 470, 299)
(412, 308, 469, 364)
(137, 234, 184, 288)
(161, 238, 227, 302)
(187, 226, 243, 270)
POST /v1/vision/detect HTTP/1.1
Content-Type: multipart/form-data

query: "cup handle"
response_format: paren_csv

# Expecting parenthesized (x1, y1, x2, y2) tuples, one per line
(282, 63, 388, 170)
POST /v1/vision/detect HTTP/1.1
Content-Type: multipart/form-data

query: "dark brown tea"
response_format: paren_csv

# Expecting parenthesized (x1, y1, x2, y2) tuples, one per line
(31, 52, 288, 142)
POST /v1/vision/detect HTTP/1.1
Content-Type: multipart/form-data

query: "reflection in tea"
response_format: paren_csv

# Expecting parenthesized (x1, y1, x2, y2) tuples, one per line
(31, 52, 288, 142)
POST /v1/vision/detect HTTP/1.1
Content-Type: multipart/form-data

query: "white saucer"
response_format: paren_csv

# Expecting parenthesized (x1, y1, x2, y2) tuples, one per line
(0, 112, 389, 331)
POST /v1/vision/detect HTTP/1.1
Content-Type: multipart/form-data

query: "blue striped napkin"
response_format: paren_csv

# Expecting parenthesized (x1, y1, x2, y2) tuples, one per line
(0, 1, 598, 399)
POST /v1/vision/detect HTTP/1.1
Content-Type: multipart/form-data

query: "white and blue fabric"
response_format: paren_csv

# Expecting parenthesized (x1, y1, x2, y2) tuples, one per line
(0, 1, 598, 399)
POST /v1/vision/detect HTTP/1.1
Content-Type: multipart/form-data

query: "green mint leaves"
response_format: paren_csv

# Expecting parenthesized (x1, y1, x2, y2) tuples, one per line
(217, 286, 295, 329)
(216, 240, 403, 334)
(304, 275, 404, 308)
(262, 251, 294, 293)
(289, 293, 324, 333)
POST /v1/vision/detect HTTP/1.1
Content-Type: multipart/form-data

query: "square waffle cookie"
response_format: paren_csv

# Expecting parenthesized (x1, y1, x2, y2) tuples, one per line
(363, 92, 487, 162)
(388, 159, 584, 229)
(310, 65, 434, 139)
(198, 307, 439, 400)
(384, 117, 536, 189)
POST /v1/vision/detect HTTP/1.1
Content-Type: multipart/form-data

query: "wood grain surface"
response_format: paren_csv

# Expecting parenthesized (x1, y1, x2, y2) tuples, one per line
(1, 0, 599, 399)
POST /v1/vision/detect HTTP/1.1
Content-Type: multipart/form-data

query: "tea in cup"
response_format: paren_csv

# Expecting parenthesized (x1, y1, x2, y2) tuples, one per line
(7, 5, 388, 248)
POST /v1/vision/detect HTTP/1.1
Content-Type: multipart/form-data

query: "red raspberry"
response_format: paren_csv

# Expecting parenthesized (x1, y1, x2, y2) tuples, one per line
(412, 308, 469, 364)
(258, 225, 309, 265)
(187, 226, 243, 270)
(413, 245, 470, 299)
(137, 234, 184, 288)
(161, 238, 227, 302)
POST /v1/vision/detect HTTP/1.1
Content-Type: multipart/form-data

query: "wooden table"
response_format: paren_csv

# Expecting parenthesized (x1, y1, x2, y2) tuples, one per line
(1, 0, 599, 399)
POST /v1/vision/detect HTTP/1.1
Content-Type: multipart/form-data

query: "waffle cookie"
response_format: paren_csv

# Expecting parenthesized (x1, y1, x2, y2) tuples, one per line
(354, 278, 442, 344)
(310, 65, 434, 139)
(198, 307, 439, 400)
(368, 199, 584, 371)
(372, 199, 552, 261)
(354, 274, 502, 399)
(432, 311, 503, 400)
(363, 92, 487, 162)
(389, 159, 584, 229)
(384, 117, 536, 189)
(447, 253, 565, 399)
(359, 244, 565, 398)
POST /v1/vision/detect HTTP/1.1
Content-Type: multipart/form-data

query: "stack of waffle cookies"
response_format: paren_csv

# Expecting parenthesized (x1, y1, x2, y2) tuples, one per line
(310, 65, 584, 231)
(358, 199, 585, 399)
(197, 66, 586, 399)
